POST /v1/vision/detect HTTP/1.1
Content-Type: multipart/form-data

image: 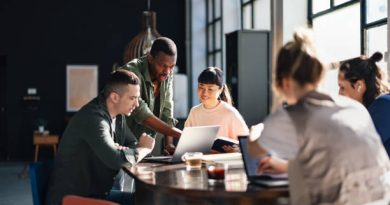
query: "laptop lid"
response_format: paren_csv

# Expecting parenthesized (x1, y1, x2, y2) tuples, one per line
(238, 136, 288, 184)
(238, 136, 262, 179)
(170, 125, 220, 162)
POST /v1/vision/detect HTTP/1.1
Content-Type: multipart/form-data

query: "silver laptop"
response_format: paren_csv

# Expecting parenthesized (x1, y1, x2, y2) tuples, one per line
(145, 125, 220, 163)
(238, 136, 288, 187)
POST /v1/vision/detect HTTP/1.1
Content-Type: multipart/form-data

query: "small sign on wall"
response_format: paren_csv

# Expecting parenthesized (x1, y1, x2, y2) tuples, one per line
(66, 65, 98, 112)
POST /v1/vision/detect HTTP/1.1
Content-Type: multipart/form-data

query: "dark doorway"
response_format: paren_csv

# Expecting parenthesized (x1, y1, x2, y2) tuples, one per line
(0, 55, 7, 160)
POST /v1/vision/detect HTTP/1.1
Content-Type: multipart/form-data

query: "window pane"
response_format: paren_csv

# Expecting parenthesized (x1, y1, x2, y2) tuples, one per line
(254, 0, 271, 30)
(312, 0, 331, 14)
(208, 55, 214, 66)
(215, 52, 222, 68)
(313, 3, 360, 63)
(366, 0, 387, 23)
(318, 69, 340, 96)
(215, 21, 222, 49)
(208, 26, 214, 52)
(366, 25, 388, 82)
(208, 0, 213, 23)
(334, 0, 352, 6)
(242, 0, 250, 3)
(215, 0, 221, 18)
(312, 3, 360, 95)
(243, 5, 252, 29)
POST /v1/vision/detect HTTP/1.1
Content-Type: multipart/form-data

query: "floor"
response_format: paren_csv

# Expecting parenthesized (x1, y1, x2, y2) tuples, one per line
(0, 162, 135, 205)
(0, 162, 33, 205)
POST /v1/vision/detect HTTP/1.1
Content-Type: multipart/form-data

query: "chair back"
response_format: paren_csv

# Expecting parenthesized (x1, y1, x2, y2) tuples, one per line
(29, 161, 54, 205)
(62, 195, 119, 205)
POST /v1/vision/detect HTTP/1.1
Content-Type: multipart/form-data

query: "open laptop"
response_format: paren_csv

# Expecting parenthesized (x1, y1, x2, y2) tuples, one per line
(144, 125, 220, 163)
(238, 136, 289, 187)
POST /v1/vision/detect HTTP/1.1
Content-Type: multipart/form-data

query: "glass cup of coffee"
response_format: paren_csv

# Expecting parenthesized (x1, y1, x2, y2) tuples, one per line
(181, 152, 203, 170)
(206, 163, 228, 184)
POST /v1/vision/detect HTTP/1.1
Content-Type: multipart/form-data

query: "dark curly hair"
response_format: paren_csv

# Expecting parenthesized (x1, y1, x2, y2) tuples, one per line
(339, 52, 389, 107)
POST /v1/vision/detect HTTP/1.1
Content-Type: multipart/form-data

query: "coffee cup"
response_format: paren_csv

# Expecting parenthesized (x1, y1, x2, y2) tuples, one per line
(207, 163, 228, 183)
(181, 152, 203, 170)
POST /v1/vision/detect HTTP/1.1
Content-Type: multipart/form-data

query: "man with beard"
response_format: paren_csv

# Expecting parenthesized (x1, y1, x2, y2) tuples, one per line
(122, 37, 182, 154)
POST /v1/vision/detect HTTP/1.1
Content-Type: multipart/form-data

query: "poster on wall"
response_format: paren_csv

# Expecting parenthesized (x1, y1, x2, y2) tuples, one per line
(66, 65, 98, 112)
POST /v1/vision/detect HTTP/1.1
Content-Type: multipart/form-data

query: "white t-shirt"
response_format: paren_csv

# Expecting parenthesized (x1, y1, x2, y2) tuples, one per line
(257, 108, 299, 159)
(185, 101, 249, 140)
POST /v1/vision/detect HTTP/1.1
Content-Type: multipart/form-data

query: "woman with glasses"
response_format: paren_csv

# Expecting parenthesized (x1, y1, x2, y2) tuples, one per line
(184, 67, 249, 153)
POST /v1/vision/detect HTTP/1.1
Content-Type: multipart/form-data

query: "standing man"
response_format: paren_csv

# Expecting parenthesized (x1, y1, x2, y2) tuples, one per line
(122, 37, 181, 153)
(46, 70, 155, 205)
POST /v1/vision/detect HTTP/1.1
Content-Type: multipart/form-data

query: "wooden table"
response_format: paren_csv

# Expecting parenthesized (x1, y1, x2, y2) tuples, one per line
(33, 133, 59, 162)
(123, 162, 289, 205)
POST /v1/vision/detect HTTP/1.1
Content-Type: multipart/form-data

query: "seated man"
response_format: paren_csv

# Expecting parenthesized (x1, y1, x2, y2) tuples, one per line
(46, 69, 155, 205)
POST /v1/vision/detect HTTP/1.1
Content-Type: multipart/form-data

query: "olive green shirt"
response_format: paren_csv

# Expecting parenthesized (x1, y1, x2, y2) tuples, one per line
(46, 94, 138, 205)
(122, 56, 178, 138)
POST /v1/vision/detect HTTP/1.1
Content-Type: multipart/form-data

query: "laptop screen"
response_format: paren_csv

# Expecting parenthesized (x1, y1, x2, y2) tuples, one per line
(238, 136, 261, 177)
(171, 125, 220, 162)
(238, 136, 288, 181)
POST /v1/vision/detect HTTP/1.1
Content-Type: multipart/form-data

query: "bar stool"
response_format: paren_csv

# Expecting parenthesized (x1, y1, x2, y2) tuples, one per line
(33, 133, 59, 162)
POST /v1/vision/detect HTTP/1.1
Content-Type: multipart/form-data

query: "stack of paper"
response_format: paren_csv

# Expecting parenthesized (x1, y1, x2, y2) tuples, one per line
(201, 153, 243, 168)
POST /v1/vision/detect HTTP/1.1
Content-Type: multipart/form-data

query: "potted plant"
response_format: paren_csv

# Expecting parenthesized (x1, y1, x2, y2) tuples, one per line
(35, 118, 48, 133)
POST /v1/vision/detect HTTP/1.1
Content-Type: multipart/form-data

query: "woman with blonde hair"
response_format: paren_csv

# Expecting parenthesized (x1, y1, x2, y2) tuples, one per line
(249, 29, 390, 205)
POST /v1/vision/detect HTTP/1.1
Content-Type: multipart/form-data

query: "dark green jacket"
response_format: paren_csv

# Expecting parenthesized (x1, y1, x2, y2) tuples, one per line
(122, 56, 178, 138)
(45, 94, 138, 205)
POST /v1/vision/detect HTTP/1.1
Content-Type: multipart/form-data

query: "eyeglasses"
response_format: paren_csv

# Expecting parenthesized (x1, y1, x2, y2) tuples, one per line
(198, 86, 220, 93)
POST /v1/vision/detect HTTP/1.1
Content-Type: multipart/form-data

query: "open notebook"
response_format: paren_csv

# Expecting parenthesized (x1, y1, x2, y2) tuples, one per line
(238, 136, 288, 187)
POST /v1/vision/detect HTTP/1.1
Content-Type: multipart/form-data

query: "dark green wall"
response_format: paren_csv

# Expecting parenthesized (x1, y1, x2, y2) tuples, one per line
(0, 0, 186, 160)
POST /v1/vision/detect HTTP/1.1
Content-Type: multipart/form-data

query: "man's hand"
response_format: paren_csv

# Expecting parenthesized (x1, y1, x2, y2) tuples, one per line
(171, 127, 182, 138)
(114, 143, 129, 151)
(143, 116, 182, 138)
(257, 155, 288, 174)
(163, 144, 175, 156)
(138, 133, 155, 150)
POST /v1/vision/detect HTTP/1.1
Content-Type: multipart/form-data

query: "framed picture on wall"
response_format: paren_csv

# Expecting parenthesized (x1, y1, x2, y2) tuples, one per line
(66, 65, 98, 112)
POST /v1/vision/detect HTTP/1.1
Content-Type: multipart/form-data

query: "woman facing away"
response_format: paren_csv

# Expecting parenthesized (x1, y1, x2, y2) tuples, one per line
(185, 67, 249, 153)
(338, 53, 390, 155)
(248, 29, 390, 205)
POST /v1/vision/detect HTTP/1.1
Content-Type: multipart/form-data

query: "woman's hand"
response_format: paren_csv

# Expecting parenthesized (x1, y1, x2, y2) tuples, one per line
(222, 145, 239, 153)
(257, 155, 288, 174)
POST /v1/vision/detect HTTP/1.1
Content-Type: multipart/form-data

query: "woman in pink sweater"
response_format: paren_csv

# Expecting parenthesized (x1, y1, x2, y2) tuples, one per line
(185, 67, 249, 152)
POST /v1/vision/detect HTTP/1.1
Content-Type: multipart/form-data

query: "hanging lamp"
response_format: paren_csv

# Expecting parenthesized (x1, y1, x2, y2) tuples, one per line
(123, 0, 161, 63)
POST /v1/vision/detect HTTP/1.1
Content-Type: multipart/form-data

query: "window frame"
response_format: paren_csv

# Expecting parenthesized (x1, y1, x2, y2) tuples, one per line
(206, 0, 223, 68)
(308, 0, 387, 56)
(241, 0, 255, 29)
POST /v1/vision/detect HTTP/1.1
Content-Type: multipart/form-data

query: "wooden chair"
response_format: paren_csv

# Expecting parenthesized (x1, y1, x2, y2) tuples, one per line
(62, 195, 119, 205)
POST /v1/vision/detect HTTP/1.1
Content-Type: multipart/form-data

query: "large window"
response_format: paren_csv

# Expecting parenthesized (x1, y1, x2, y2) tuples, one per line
(309, 0, 388, 94)
(241, 0, 271, 30)
(206, 0, 223, 68)
(364, 0, 388, 81)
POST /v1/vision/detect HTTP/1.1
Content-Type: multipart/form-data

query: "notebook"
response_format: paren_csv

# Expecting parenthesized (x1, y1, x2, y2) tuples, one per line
(144, 125, 220, 163)
(238, 136, 288, 187)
